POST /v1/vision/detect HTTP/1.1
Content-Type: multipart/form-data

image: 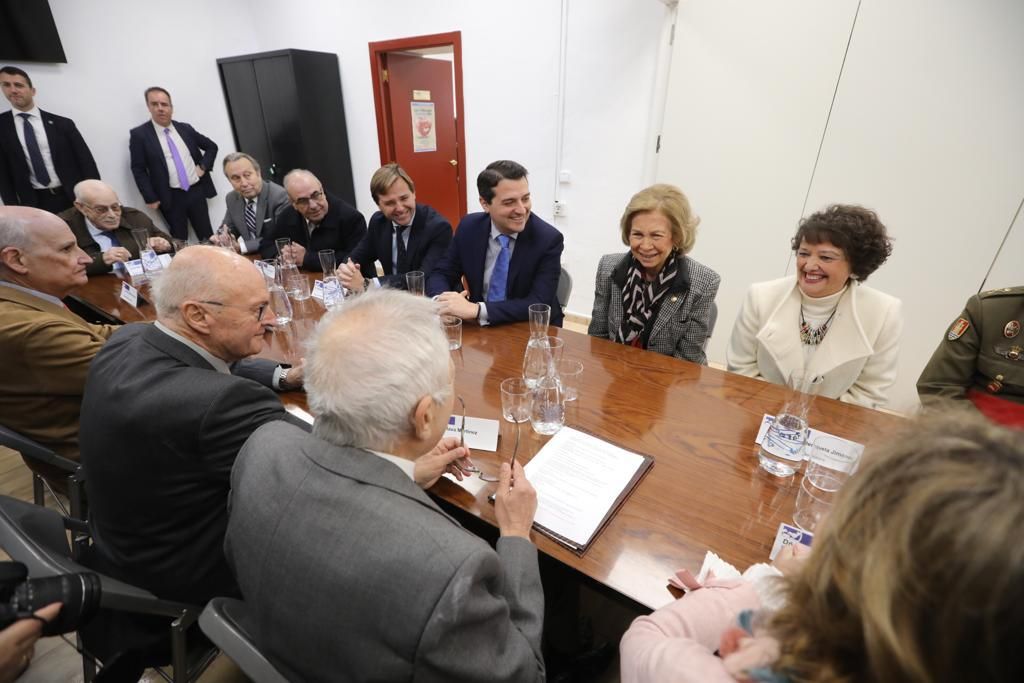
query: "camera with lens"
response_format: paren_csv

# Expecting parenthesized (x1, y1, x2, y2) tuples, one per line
(0, 561, 101, 636)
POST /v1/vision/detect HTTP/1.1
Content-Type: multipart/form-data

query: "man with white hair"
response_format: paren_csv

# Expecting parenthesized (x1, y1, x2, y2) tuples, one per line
(226, 289, 546, 681)
(260, 169, 366, 271)
(79, 246, 305, 616)
(0, 206, 116, 477)
(59, 179, 171, 275)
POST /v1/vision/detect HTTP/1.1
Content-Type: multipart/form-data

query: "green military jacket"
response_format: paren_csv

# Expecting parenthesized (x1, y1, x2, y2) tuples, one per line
(918, 287, 1024, 407)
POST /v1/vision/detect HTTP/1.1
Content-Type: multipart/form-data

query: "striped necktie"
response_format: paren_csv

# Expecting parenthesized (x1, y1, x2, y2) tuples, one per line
(244, 199, 257, 238)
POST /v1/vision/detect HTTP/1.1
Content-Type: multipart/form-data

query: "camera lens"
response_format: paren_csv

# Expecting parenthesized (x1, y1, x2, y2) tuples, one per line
(13, 573, 101, 636)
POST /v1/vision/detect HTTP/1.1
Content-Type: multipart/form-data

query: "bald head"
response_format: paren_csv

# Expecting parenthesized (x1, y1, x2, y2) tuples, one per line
(151, 246, 272, 362)
(283, 169, 328, 223)
(0, 206, 91, 296)
(73, 180, 123, 231)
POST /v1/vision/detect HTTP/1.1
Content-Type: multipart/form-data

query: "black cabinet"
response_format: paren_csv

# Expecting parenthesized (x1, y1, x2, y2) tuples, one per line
(217, 49, 356, 207)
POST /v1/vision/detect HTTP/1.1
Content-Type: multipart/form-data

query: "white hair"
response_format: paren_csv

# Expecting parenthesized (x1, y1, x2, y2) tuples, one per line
(306, 288, 451, 450)
(282, 168, 317, 191)
(0, 213, 33, 252)
(150, 246, 225, 320)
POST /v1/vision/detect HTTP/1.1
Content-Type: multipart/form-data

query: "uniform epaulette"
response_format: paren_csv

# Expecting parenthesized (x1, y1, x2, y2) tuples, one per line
(979, 286, 1024, 299)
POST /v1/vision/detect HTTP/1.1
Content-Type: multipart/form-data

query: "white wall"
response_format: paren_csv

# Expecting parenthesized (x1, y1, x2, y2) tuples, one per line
(1, 0, 263, 229)
(658, 0, 1024, 412)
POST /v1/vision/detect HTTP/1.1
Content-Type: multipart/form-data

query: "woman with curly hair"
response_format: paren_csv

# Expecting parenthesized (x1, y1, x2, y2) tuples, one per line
(726, 204, 901, 407)
(620, 412, 1024, 682)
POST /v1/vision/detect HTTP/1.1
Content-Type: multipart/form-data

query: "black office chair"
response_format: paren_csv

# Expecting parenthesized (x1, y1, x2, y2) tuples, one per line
(0, 495, 217, 683)
(0, 424, 86, 522)
(557, 266, 573, 311)
(199, 598, 287, 683)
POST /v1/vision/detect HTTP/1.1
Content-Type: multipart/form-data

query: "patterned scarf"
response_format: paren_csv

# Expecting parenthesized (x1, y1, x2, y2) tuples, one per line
(615, 252, 679, 346)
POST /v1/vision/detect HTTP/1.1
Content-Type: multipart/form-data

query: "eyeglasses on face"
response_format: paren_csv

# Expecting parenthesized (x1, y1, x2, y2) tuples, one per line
(83, 203, 122, 214)
(293, 189, 325, 209)
(198, 300, 269, 321)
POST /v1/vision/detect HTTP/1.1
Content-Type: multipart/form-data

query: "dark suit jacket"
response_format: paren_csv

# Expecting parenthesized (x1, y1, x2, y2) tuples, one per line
(128, 120, 217, 207)
(59, 206, 169, 275)
(349, 203, 452, 288)
(427, 212, 565, 326)
(220, 180, 290, 254)
(225, 421, 545, 682)
(79, 323, 297, 605)
(0, 109, 100, 206)
(260, 192, 367, 271)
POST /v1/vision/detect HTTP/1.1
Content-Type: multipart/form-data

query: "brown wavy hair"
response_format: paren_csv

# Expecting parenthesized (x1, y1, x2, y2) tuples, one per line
(770, 412, 1024, 682)
(791, 204, 892, 281)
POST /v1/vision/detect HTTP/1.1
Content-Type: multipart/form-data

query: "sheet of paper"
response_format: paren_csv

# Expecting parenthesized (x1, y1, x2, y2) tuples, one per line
(524, 427, 646, 548)
(285, 404, 314, 425)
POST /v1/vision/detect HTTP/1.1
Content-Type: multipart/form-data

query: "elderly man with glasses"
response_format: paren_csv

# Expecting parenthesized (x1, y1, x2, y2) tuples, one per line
(260, 168, 366, 272)
(59, 179, 172, 275)
(78, 245, 307, 670)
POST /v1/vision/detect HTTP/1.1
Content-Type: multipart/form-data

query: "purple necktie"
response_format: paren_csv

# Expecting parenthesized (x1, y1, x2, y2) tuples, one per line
(163, 128, 191, 191)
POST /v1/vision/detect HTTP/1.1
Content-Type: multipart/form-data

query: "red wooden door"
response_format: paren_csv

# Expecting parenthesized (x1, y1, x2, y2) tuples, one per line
(384, 53, 461, 227)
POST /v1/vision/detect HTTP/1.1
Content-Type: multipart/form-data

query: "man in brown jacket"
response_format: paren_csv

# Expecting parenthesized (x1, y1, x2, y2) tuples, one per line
(0, 205, 118, 476)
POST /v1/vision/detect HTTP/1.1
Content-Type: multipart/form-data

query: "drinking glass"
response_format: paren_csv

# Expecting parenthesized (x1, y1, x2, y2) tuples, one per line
(406, 271, 425, 296)
(130, 228, 150, 255)
(442, 315, 462, 350)
(758, 371, 824, 477)
(529, 303, 551, 340)
(280, 263, 307, 300)
(322, 275, 344, 310)
(500, 378, 531, 423)
(268, 284, 293, 326)
(555, 359, 583, 401)
(275, 237, 293, 264)
(793, 436, 862, 532)
(530, 375, 565, 436)
(522, 336, 565, 389)
(318, 249, 337, 275)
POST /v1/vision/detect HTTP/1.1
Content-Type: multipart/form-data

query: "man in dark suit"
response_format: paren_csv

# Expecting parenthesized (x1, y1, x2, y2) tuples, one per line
(213, 152, 289, 254)
(0, 66, 100, 212)
(427, 160, 565, 326)
(128, 87, 217, 241)
(261, 168, 366, 272)
(338, 163, 452, 291)
(59, 179, 171, 276)
(79, 246, 305, 614)
(225, 289, 545, 681)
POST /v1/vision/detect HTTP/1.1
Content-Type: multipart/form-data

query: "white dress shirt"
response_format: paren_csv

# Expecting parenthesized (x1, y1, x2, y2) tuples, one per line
(151, 121, 200, 189)
(85, 219, 116, 252)
(13, 106, 59, 189)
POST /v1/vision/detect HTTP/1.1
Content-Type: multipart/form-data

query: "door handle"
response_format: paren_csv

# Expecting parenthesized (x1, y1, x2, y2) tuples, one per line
(449, 160, 458, 167)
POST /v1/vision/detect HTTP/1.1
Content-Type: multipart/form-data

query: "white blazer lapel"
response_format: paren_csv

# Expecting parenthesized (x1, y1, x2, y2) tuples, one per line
(756, 283, 804, 380)
(806, 285, 874, 379)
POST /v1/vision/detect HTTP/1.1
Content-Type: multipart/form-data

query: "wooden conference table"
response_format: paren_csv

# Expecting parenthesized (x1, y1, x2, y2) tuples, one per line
(72, 271, 905, 611)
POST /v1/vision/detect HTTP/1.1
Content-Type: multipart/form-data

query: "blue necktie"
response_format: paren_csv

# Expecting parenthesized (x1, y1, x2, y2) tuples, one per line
(18, 113, 51, 186)
(107, 231, 122, 248)
(487, 234, 511, 302)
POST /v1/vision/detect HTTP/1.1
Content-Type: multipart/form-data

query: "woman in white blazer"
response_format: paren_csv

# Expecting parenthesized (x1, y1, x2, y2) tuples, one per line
(727, 205, 902, 408)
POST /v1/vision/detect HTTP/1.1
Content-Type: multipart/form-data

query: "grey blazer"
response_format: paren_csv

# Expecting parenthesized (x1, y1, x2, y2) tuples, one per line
(220, 180, 290, 253)
(588, 252, 720, 364)
(225, 421, 546, 682)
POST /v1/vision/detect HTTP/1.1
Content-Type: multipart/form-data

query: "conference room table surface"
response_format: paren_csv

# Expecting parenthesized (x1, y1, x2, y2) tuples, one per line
(72, 271, 905, 611)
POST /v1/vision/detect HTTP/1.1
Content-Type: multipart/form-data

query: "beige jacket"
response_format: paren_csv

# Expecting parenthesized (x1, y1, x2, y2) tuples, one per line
(727, 276, 902, 408)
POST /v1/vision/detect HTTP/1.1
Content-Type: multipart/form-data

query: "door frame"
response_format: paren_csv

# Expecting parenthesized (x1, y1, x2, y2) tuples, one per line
(368, 31, 468, 219)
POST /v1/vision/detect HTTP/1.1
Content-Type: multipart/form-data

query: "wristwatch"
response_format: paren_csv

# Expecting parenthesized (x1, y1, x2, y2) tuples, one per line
(279, 367, 292, 390)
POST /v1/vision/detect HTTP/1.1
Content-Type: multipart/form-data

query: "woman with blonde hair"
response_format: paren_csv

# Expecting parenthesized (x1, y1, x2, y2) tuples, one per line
(620, 412, 1024, 682)
(589, 184, 720, 364)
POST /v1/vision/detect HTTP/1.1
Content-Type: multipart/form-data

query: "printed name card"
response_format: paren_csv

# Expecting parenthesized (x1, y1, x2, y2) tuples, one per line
(323, 278, 343, 307)
(769, 523, 814, 561)
(125, 260, 145, 277)
(444, 416, 500, 452)
(119, 282, 140, 308)
(256, 260, 276, 280)
(141, 249, 162, 273)
(311, 280, 325, 301)
(754, 413, 865, 461)
(158, 253, 173, 268)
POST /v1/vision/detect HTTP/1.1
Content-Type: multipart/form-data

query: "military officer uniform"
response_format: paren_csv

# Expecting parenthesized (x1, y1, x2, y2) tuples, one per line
(917, 286, 1024, 426)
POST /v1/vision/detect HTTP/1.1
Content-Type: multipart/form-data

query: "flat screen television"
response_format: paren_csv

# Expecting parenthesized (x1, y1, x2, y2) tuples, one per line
(0, 1, 67, 63)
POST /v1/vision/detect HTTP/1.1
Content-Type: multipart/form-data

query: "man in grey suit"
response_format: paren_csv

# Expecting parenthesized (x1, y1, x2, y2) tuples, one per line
(226, 289, 546, 682)
(212, 152, 289, 253)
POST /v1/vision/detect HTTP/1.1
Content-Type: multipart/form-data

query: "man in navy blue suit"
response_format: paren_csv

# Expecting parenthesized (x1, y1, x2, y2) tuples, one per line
(0, 66, 100, 213)
(339, 163, 452, 291)
(427, 160, 564, 326)
(129, 87, 217, 241)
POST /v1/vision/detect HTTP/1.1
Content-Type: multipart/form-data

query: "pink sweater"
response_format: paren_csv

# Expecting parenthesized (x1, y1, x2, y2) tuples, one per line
(620, 581, 765, 683)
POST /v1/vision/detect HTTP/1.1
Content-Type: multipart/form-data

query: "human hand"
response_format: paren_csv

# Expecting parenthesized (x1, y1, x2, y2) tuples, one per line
(149, 236, 172, 253)
(772, 542, 812, 576)
(413, 436, 475, 489)
(436, 291, 479, 320)
(196, 167, 206, 178)
(281, 359, 305, 390)
(146, 201, 160, 210)
(101, 247, 132, 265)
(0, 602, 61, 683)
(494, 460, 536, 538)
(337, 260, 364, 292)
(209, 228, 233, 247)
(286, 243, 306, 267)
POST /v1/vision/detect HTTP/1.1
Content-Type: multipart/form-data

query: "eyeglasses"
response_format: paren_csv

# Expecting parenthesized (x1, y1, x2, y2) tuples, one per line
(82, 203, 122, 214)
(292, 189, 325, 209)
(198, 300, 269, 321)
(455, 396, 519, 483)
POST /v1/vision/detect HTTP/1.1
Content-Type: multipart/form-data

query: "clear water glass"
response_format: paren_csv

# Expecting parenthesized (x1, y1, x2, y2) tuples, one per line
(793, 436, 862, 532)
(268, 285, 293, 325)
(500, 378, 531, 423)
(322, 275, 344, 310)
(522, 336, 565, 389)
(318, 249, 336, 275)
(555, 359, 583, 401)
(406, 271, 425, 296)
(757, 370, 823, 477)
(442, 315, 462, 350)
(529, 303, 551, 339)
(530, 375, 565, 435)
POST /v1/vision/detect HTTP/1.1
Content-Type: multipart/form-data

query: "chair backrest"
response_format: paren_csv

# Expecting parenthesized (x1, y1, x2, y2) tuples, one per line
(557, 266, 573, 310)
(0, 424, 87, 521)
(0, 425, 77, 474)
(0, 494, 77, 576)
(199, 598, 288, 683)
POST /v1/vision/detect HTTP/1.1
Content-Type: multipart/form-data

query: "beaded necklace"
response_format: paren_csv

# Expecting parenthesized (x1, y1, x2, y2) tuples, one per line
(799, 302, 839, 346)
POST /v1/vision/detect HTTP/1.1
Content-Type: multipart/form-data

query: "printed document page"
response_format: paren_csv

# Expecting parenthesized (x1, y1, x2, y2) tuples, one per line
(525, 427, 647, 548)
